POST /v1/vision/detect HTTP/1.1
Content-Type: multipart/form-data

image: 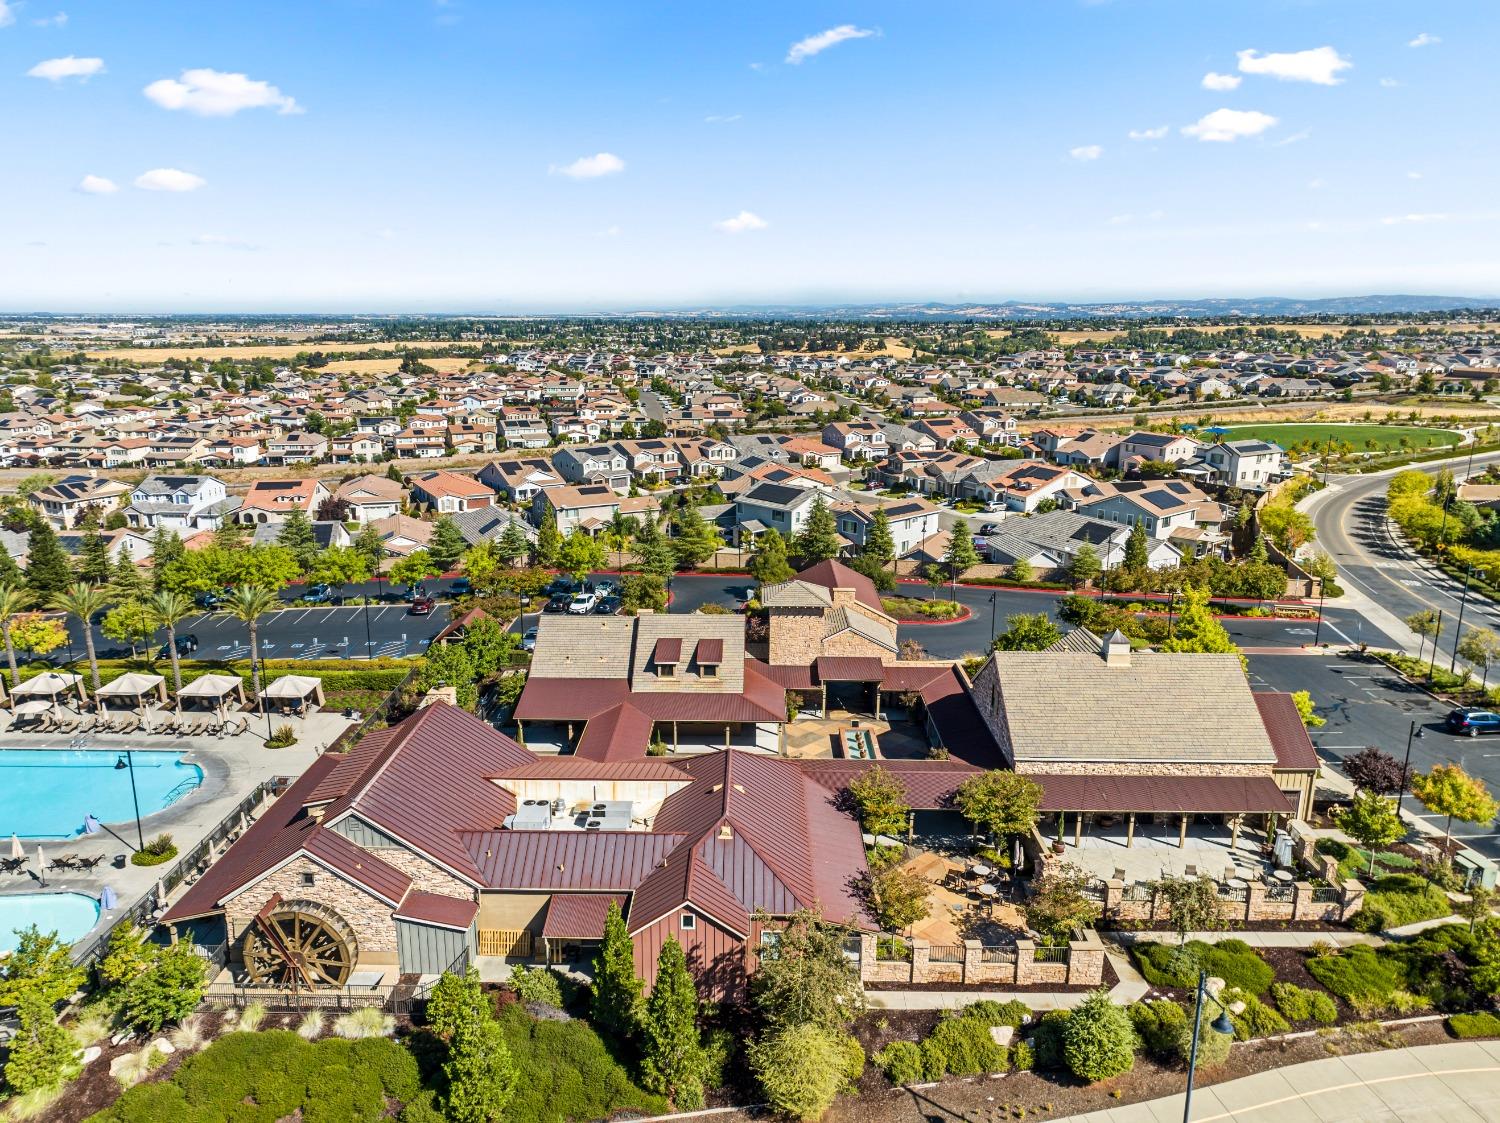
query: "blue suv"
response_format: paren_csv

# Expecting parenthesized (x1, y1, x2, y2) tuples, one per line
(1446, 708, 1500, 737)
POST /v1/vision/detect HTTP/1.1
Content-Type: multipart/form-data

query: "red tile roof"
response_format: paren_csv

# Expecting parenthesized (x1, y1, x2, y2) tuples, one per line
(1254, 692, 1321, 771)
(542, 893, 627, 938)
(394, 891, 479, 931)
(1032, 774, 1294, 815)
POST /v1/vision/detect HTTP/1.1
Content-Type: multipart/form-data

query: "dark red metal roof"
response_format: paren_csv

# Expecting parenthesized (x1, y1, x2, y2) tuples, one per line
(303, 829, 413, 906)
(1033, 774, 1295, 814)
(394, 891, 479, 931)
(542, 893, 626, 938)
(458, 830, 685, 890)
(695, 638, 724, 665)
(878, 664, 952, 693)
(815, 655, 887, 682)
(515, 663, 785, 725)
(916, 667, 1007, 769)
(653, 637, 682, 665)
(797, 759, 982, 809)
(492, 757, 690, 782)
(794, 559, 885, 614)
(760, 664, 817, 689)
(573, 702, 656, 761)
(1254, 692, 1321, 771)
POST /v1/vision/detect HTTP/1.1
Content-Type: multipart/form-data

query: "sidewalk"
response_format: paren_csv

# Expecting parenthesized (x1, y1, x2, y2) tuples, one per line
(1055, 1040, 1500, 1122)
(1104, 929, 1381, 949)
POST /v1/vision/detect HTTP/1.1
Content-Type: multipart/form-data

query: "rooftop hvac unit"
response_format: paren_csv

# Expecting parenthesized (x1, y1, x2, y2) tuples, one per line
(585, 819, 604, 831)
(550, 798, 567, 816)
(510, 802, 552, 830)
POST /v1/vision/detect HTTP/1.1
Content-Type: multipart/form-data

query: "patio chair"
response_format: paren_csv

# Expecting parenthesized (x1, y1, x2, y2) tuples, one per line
(1183, 864, 1198, 878)
(75, 856, 104, 871)
(1112, 867, 1126, 882)
(1, 857, 26, 874)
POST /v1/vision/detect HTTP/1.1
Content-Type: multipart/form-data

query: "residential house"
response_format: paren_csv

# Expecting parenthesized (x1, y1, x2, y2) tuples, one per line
(821, 421, 888, 461)
(334, 475, 406, 525)
(238, 479, 332, 526)
(834, 499, 940, 558)
(124, 474, 237, 534)
(552, 446, 632, 492)
(28, 474, 130, 529)
(1195, 440, 1286, 491)
(477, 458, 565, 504)
(1117, 431, 1201, 466)
(410, 470, 493, 514)
(263, 432, 330, 466)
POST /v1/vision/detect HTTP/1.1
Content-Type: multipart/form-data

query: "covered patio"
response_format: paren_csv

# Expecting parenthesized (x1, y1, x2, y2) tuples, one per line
(260, 675, 325, 716)
(12, 671, 87, 714)
(96, 672, 169, 728)
(177, 674, 248, 720)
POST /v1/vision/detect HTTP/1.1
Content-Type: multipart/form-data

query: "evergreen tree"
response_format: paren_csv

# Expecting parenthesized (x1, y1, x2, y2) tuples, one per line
(1162, 584, 1242, 661)
(111, 554, 149, 602)
(77, 530, 112, 584)
(671, 505, 722, 569)
(1068, 543, 1102, 588)
(22, 520, 73, 599)
(861, 506, 896, 567)
(443, 1003, 518, 1123)
(428, 515, 467, 572)
(385, 462, 405, 484)
(641, 939, 705, 1109)
(353, 523, 385, 569)
(496, 519, 530, 567)
(749, 529, 796, 585)
(793, 496, 841, 563)
(1123, 523, 1149, 572)
(149, 528, 185, 589)
(635, 516, 677, 579)
(4, 993, 74, 1095)
(944, 521, 980, 580)
(276, 508, 319, 573)
(1248, 533, 1269, 564)
(591, 902, 644, 1044)
(0, 545, 21, 588)
(535, 510, 561, 569)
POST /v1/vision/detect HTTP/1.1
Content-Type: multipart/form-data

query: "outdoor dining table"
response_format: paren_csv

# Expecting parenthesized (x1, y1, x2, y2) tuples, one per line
(1226, 877, 1248, 890)
(976, 882, 999, 897)
(1270, 869, 1295, 883)
(970, 863, 993, 879)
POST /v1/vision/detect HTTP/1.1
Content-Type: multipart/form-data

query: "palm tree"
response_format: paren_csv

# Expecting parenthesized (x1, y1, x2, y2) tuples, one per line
(148, 590, 196, 695)
(217, 585, 281, 701)
(50, 582, 112, 695)
(0, 583, 30, 689)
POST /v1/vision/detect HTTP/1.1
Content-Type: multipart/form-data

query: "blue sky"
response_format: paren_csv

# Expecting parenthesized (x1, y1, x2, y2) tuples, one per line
(3, 0, 1497, 311)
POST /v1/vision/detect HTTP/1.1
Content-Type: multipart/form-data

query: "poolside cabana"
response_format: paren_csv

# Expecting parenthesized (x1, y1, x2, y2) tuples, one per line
(176, 674, 247, 721)
(260, 675, 325, 716)
(96, 673, 169, 726)
(12, 671, 87, 713)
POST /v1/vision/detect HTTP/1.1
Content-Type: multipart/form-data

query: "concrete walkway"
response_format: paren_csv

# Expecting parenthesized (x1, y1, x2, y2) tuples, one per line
(1056, 1040, 1500, 1122)
(1104, 930, 1382, 948)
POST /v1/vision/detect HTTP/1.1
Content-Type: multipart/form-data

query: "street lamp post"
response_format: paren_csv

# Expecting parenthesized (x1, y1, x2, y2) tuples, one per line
(1428, 609, 1444, 683)
(988, 591, 998, 645)
(1311, 582, 1327, 648)
(256, 659, 274, 742)
(1397, 719, 1423, 824)
(1183, 970, 1237, 1123)
(362, 577, 375, 661)
(113, 751, 145, 852)
(1450, 565, 1475, 675)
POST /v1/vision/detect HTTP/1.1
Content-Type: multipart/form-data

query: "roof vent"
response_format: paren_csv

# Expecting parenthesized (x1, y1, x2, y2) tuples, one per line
(717, 823, 733, 841)
(1102, 629, 1131, 667)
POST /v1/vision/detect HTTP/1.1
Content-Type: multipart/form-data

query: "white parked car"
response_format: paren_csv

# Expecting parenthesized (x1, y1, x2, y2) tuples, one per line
(567, 591, 598, 615)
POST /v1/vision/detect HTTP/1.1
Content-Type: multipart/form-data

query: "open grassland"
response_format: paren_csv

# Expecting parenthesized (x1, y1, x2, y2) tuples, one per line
(1221, 422, 1461, 451)
(82, 340, 467, 362)
(987, 322, 1500, 346)
(322, 355, 481, 375)
(712, 336, 915, 360)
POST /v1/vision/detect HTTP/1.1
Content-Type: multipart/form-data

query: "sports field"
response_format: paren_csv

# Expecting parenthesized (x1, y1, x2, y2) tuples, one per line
(1220, 422, 1461, 451)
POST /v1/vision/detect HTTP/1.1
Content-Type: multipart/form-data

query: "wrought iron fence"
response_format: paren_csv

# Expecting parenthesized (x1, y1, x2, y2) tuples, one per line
(1218, 884, 1249, 902)
(928, 944, 965, 964)
(1266, 881, 1296, 902)
(1121, 882, 1155, 903)
(1311, 885, 1341, 903)
(875, 935, 911, 962)
(980, 945, 1017, 965)
(1032, 945, 1070, 965)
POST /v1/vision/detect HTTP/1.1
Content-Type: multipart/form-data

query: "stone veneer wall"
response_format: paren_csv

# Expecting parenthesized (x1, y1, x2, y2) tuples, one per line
(1018, 762, 1273, 777)
(221, 854, 399, 965)
(857, 929, 1106, 989)
(768, 609, 826, 666)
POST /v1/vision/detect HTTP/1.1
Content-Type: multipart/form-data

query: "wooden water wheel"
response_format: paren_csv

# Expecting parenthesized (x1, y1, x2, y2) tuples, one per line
(242, 897, 357, 988)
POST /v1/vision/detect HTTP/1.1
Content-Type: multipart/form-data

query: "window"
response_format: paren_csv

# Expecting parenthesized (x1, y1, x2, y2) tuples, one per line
(680, 913, 696, 931)
(700, 663, 718, 678)
(658, 663, 675, 677)
(300, 872, 316, 887)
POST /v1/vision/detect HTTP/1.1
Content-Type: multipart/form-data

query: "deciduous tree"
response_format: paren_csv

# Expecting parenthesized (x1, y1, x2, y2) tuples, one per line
(994, 612, 1061, 652)
(954, 771, 1042, 841)
(1335, 791, 1405, 875)
(847, 765, 910, 839)
(1411, 763, 1500, 852)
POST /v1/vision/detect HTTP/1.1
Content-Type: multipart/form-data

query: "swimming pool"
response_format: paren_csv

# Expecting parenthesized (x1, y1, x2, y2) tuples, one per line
(0, 750, 203, 838)
(0, 893, 100, 952)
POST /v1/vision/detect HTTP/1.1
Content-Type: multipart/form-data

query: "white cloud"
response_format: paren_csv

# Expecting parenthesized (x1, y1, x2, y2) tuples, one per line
(785, 24, 876, 64)
(1379, 77, 1402, 88)
(33, 11, 67, 27)
(28, 55, 104, 81)
(1201, 72, 1241, 91)
(715, 210, 768, 234)
(1069, 145, 1103, 161)
(1409, 32, 1440, 48)
(0, 2, 14, 27)
(1182, 108, 1278, 142)
(1127, 125, 1168, 141)
(1381, 213, 1449, 225)
(76, 174, 117, 195)
(550, 152, 625, 179)
(1275, 128, 1311, 146)
(1236, 46, 1352, 85)
(599, 225, 621, 238)
(704, 114, 742, 124)
(143, 68, 302, 116)
(134, 168, 206, 192)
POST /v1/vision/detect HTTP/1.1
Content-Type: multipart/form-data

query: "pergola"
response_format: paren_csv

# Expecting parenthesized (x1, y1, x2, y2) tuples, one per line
(177, 674, 247, 720)
(96, 673, 168, 719)
(12, 671, 87, 712)
(261, 675, 325, 715)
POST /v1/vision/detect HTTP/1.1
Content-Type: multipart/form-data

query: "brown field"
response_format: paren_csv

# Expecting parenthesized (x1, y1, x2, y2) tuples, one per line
(322, 355, 481, 376)
(988, 322, 1500, 346)
(82, 340, 465, 362)
(711, 336, 915, 360)
(1016, 397, 1500, 436)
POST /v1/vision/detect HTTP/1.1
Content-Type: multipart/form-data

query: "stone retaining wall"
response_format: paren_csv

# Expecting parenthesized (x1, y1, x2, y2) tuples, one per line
(857, 929, 1106, 989)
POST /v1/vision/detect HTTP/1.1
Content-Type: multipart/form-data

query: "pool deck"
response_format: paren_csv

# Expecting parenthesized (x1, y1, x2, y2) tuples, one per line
(0, 710, 350, 954)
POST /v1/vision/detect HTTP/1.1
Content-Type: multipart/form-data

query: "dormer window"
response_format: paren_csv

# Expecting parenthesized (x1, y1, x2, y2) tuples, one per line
(652, 637, 682, 676)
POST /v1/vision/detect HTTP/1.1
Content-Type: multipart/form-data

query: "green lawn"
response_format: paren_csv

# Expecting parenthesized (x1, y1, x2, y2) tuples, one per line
(1220, 423, 1461, 453)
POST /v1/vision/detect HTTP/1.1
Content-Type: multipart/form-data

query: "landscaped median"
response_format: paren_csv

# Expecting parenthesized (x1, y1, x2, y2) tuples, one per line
(879, 596, 969, 623)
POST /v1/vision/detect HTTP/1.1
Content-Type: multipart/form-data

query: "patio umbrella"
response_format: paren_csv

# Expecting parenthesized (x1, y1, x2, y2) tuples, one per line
(1204, 426, 1230, 436)
(99, 885, 117, 910)
(35, 844, 44, 885)
(83, 815, 101, 836)
(8, 834, 21, 860)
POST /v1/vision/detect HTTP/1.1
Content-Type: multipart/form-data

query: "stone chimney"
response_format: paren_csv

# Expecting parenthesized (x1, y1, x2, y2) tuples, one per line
(1101, 629, 1131, 667)
(830, 587, 857, 607)
(419, 683, 459, 708)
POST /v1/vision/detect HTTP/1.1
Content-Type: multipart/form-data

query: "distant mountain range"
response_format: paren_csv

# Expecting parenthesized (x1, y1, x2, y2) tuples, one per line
(621, 294, 1500, 320)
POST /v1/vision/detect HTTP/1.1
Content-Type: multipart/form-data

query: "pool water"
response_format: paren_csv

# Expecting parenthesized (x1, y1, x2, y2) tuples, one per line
(0, 750, 203, 838)
(0, 893, 100, 951)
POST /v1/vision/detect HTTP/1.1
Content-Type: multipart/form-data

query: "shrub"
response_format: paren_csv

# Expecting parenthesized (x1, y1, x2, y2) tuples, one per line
(118, 942, 206, 1032)
(1011, 1040, 1034, 1071)
(1062, 990, 1137, 1083)
(1448, 1012, 1500, 1039)
(1131, 939, 1274, 995)
(507, 964, 564, 1009)
(1349, 875, 1453, 932)
(1306, 938, 1339, 959)
(952, 998, 1030, 1028)
(749, 1024, 853, 1122)
(920, 1014, 1008, 1079)
(1128, 999, 1187, 1061)
(838, 1034, 866, 1089)
(1222, 988, 1290, 1040)
(1027, 1010, 1070, 1071)
(236, 1002, 266, 1033)
(497, 1002, 667, 1123)
(1307, 944, 1405, 1005)
(265, 722, 298, 748)
(333, 1007, 395, 1039)
(1173, 1007, 1233, 1069)
(129, 833, 178, 867)
(1269, 982, 1338, 1025)
(875, 1040, 924, 1086)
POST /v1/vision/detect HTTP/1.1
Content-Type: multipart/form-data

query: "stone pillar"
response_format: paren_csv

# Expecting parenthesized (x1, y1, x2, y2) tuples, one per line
(1014, 939, 1040, 986)
(1339, 879, 1366, 922)
(910, 938, 930, 984)
(963, 938, 982, 984)
(516, 719, 525, 747)
(1245, 881, 1267, 924)
(1105, 878, 1124, 920)
(1293, 880, 1315, 921)
(724, 724, 731, 751)
(672, 721, 679, 751)
(1067, 930, 1105, 986)
(1073, 813, 1082, 847)
(859, 933, 878, 983)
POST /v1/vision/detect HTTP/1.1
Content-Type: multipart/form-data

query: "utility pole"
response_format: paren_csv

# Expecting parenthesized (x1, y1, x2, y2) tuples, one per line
(1428, 609, 1444, 683)
(1450, 566, 1474, 675)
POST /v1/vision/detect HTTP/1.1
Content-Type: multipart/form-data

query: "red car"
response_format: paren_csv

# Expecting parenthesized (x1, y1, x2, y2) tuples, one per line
(408, 595, 436, 616)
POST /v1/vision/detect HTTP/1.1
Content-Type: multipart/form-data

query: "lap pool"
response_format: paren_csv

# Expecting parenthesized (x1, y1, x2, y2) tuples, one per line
(0, 750, 203, 838)
(0, 893, 100, 951)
